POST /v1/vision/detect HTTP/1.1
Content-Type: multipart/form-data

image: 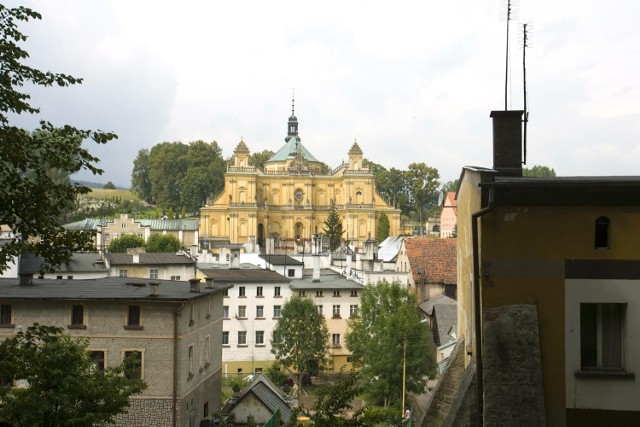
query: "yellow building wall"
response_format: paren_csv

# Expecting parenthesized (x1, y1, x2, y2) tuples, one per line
(480, 205, 640, 414)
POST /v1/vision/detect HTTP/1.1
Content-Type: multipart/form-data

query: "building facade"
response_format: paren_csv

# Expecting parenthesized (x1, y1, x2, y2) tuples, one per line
(0, 276, 229, 427)
(199, 106, 401, 252)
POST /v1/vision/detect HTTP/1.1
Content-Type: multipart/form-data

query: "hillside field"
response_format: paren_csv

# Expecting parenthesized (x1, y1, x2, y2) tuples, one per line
(87, 188, 141, 202)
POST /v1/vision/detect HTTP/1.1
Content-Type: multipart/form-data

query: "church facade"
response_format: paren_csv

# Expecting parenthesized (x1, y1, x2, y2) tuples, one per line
(199, 106, 401, 252)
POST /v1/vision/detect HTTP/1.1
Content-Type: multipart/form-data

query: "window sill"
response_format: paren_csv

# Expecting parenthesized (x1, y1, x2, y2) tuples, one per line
(272, 317, 281, 320)
(124, 325, 143, 330)
(575, 369, 635, 379)
(332, 316, 342, 319)
(256, 344, 266, 347)
(237, 317, 248, 320)
(67, 324, 87, 329)
(255, 317, 265, 320)
(0, 324, 15, 329)
(222, 344, 230, 347)
(256, 295, 264, 298)
(238, 296, 247, 298)
(237, 344, 248, 348)
(223, 317, 230, 320)
(332, 344, 342, 348)
(273, 295, 283, 298)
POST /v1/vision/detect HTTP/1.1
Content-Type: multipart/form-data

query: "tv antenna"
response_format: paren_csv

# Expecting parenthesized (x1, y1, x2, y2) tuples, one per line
(500, 0, 519, 110)
(521, 22, 532, 164)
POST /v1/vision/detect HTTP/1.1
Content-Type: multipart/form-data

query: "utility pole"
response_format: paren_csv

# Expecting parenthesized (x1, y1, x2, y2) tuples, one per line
(402, 335, 407, 417)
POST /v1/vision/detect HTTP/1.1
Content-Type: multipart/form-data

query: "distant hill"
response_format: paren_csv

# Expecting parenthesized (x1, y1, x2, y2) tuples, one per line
(72, 180, 129, 190)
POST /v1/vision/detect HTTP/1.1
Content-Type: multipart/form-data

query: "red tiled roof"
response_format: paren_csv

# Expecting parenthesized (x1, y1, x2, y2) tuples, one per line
(405, 238, 457, 285)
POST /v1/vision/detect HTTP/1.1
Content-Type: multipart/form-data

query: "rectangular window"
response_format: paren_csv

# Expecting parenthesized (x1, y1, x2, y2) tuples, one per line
(316, 290, 323, 297)
(350, 305, 358, 317)
(119, 269, 128, 278)
(188, 345, 194, 376)
(223, 306, 229, 318)
(126, 305, 141, 329)
(273, 305, 282, 318)
(350, 290, 358, 297)
(104, 232, 110, 241)
(581, 303, 625, 370)
(299, 290, 306, 297)
(256, 305, 264, 318)
(238, 331, 247, 345)
(222, 331, 229, 345)
(205, 335, 211, 365)
(149, 269, 159, 279)
(124, 350, 142, 380)
(0, 304, 12, 326)
(333, 290, 341, 297)
(238, 306, 246, 318)
(189, 303, 196, 325)
(274, 286, 281, 297)
(170, 275, 181, 281)
(256, 330, 265, 345)
(256, 286, 263, 297)
(317, 305, 324, 316)
(70, 305, 85, 328)
(332, 333, 341, 347)
(288, 269, 295, 277)
(90, 350, 105, 371)
(223, 288, 229, 297)
(239, 286, 246, 297)
(332, 305, 341, 318)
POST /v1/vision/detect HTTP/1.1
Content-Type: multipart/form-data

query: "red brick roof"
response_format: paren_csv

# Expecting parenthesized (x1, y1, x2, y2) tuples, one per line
(405, 238, 457, 285)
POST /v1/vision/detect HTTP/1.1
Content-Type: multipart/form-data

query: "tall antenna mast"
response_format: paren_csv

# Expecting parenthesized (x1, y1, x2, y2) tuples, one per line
(521, 23, 531, 164)
(500, 0, 518, 110)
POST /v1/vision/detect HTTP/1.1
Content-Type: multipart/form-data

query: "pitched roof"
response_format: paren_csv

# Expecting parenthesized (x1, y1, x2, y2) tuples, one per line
(290, 269, 364, 290)
(378, 236, 404, 262)
(0, 277, 228, 301)
(107, 253, 196, 265)
(137, 219, 199, 231)
(258, 254, 304, 266)
(199, 268, 290, 284)
(266, 137, 319, 163)
(62, 218, 108, 231)
(226, 373, 292, 423)
(20, 253, 108, 275)
(405, 238, 457, 285)
(418, 294, 457, 316)
(432, 304, 457, 347)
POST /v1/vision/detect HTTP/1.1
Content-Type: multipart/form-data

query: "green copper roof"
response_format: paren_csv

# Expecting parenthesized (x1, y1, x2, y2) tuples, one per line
(266, 137, 319, 163)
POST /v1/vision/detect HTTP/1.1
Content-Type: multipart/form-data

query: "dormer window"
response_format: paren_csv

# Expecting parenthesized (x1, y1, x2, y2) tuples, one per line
(595, 216, 610, 249)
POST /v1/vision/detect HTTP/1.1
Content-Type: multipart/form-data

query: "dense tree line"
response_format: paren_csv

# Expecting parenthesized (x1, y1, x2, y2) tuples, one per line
(130, 140, 226, 213)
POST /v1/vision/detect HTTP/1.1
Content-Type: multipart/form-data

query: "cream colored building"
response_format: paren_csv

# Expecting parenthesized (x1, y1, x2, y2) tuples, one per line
(200, 108, 401, 252)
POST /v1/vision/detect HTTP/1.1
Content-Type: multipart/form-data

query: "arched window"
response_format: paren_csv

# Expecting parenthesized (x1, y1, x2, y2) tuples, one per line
(595, 216, 610, 249)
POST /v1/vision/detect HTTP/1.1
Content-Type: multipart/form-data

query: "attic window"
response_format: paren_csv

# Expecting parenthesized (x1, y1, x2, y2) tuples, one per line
(595, 217, 610, 249)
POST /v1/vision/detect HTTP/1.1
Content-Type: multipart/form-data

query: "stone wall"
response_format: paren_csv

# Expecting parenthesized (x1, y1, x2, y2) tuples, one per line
(114, 397, 178, 427)
(482, 304, 545, 426)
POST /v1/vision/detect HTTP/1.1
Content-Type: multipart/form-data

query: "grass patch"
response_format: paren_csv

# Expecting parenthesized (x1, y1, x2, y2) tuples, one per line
(87, 188, 141, 201)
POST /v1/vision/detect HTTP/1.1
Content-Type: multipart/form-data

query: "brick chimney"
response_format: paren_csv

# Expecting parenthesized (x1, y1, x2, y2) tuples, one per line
(490, 110, 524, 176)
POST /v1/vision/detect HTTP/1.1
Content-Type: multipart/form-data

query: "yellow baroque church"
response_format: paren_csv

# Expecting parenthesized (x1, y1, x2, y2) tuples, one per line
(199, 104, 401, 253)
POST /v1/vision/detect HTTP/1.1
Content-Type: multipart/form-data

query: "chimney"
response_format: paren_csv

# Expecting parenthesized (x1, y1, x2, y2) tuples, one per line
(189, 278, 201, 293)
(148, 282, 159, 297)
(19, 273, 33, 286)
(229, 247, 241, 269)
(312, 254, 320, 283)
(205, 278, 214, 289)
(132, 253, 140, 264)
(490, 110, 524, 176)
(346, 254, 352, 276)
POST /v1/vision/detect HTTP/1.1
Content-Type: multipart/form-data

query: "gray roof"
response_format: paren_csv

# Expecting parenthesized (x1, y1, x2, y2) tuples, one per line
(107, 253, 196, 265)
(432, 304, 457, 347)
(20, 253, 108, 275)
(259, 255, 304, 266)
(137, 219, 199, 231)
(199, 268, 290, 284)
(227, 373, 292, 423)
(266, 137, 319, 163)
(290, 270, 364, 290)
(62, 218, 108, 231)
(419, 295, 456, 316)
(0, 277, 228, 301)
(378, 236, 404, 262)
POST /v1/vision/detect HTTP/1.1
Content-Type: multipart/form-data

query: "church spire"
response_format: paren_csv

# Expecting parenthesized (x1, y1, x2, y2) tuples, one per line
(285, 90, 299, 142)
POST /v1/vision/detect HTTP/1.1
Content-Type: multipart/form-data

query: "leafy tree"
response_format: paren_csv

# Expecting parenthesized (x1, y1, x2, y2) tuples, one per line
(311, 371, 365, 427)
(0, 5, 116, 273)
(405, 162, 440, 225)
(146, 233, 181, 253)
(0, 324, 145, 427)
(179, 166, 211, 212)
(131, 148, 152, 203)
(523, 165, 556, 177)
(167, 207, 175, 220)
(108, 234, 145, 253)
(441, 179, 460, 193)
(377, 212, 390, 242)
(250, 149, 275, 169)
(103, 181, 116, 189)
(148, 142, 189, 210)
(180, 206, 187, 219)
(346, 280, 435, 408)
(271, 295, 330, 394)
(323, 203, 344, 251)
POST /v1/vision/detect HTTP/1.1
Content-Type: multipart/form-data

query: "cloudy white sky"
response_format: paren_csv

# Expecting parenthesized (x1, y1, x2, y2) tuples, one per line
(8, 0, 640, 187)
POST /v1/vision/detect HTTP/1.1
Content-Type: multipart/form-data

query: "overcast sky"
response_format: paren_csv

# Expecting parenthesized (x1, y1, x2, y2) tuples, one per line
(9, 0, 640, 187)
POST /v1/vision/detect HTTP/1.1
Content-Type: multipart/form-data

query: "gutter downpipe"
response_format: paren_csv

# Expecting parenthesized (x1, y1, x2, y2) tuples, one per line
(173, 302, 187, 427)
(471, 186, 493, 427)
